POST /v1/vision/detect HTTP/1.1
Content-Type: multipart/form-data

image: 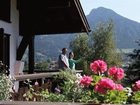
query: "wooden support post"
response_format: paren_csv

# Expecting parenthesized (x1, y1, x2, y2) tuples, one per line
(17, 36, 30, 60)
(0, 28, 4, 62)
(28, 36, 35, 74)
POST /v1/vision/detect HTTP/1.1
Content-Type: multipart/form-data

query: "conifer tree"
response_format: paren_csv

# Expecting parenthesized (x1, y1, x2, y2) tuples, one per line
(69, 33, 91, 71)
(126, 40, 140, 83)
(90, 21, 122, 67)
(70, 21, 122, 72)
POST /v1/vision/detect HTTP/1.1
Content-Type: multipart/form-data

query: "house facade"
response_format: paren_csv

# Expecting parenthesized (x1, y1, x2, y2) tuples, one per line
(0, 0, 90, 75)
(0, 0, 19, 75)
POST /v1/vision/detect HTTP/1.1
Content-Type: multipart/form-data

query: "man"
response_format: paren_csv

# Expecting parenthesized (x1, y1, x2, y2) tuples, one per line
(58, 48, 69, 70)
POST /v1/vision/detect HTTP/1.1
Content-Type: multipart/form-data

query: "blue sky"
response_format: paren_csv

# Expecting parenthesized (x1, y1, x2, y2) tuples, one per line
(80, 0, 140, 23)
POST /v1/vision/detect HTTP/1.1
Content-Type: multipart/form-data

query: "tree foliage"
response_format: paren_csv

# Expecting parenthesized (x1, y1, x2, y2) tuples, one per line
(70, 33, 90, 59)
(126, 40, 140, 83)
(70, 21, 122, 72)
(35, 61, 49, 70)
(90, 21, 122, 67)
(69, 34, 91, 71)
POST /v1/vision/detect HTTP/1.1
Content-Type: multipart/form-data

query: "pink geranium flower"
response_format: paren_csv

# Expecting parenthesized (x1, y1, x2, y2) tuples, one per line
(116, 68, 124, 80)
(132, 80, 140, 91)
(136, 80, 140, 88)
(94, 78, 116, 94)
(99, 78, 116, 90)
(79, 75, 93, 87)
(115, 84, 123, 91)
(108, 66, 117, 75)
(108, 67, 124, 80)
(94, 84, 106, 94)
(90, 60, 107, 74)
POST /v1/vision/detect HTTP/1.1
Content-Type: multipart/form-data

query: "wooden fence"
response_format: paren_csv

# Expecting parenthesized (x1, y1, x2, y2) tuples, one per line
(12, 70, 83, 101)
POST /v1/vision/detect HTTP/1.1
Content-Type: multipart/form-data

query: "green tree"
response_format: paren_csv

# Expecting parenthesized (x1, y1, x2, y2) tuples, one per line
(125, 40, 140, 83)
(35, 60, 49, 70)
(70, 21, 122, 73)
(90, 21, 122, 67)
(70, 33, 91, 72)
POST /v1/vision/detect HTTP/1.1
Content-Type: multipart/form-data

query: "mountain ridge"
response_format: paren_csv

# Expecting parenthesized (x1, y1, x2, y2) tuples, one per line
(87, 7, 140, 49)
(33, 7, 140, 60)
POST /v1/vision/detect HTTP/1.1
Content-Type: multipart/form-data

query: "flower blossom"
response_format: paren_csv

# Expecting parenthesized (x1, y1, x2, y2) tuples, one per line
(124, 87, 132, 96)
(79, 75, 93, 87)
(90, 60, 107, 74)
(94, 78, 116, 94)
(94, 84, 106, 94)
(76, 73, 82, 79)
(132, 80, 140, 91)
(108, 67, 124, 80)
(136, 80, 140, 88)
(115, 84, 123, 91)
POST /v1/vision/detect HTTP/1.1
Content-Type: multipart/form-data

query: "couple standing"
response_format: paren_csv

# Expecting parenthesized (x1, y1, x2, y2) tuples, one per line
(58, 48, 80, 70)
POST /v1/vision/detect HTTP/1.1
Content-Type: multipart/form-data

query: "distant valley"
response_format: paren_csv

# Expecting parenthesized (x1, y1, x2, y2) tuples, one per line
(27, 7, 140, 61)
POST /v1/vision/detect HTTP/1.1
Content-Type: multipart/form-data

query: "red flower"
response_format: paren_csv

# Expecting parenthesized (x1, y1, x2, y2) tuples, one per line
(115, 84, 123, 91)
(90, 60, 107, 74)
(108, 67, 124, 80)
(108, 66, 117, 75)
(94, 78, 116, 94)
(99, 78, 116, 90)
(136, 80, 140, 88)
(79, 75, 93, 87)
(132, 80, 140, 91)
(94, 84, 106, 94)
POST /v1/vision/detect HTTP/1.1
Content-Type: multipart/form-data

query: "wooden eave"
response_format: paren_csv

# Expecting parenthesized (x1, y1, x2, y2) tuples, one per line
(17, 0, 90, 36)
(73, 0, 90, 33)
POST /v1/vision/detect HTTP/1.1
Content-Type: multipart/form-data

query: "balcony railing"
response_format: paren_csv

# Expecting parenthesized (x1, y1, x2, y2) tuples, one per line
(14, 70, 82, 81)
(12, 70, 83, 101)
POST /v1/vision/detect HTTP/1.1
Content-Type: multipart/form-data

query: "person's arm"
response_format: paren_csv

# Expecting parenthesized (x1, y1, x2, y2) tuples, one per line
(73, 59, 81, 64)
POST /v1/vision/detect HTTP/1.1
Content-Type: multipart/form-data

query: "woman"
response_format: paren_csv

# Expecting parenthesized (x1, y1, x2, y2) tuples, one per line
(68, 52, 81, 70)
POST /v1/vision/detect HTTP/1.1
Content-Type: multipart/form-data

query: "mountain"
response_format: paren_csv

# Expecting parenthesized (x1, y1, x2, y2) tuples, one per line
(87, 7, 140, 49)
(34, 7, 140, 60)
(35, 34, 75, 60)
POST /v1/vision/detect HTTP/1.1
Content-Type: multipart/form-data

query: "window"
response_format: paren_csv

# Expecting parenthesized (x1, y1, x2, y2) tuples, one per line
(0, 28, 10, 68)
(0, 0, 11, 22)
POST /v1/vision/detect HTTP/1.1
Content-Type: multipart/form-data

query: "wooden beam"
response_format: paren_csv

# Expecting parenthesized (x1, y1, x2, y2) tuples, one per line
(13, 70, 83, 81)
(17, 36, 30, 60)
(28, 36, 35, 74)
(73, 0, 90, 33)
(0, 28, 4, 62)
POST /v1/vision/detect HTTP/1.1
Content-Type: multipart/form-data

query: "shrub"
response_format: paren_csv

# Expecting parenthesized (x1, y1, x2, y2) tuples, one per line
(0, 61, 13, 100)
(24, 60, 140, 104)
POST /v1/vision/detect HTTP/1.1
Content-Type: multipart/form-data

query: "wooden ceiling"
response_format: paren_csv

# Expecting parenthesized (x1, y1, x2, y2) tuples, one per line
(17, 0, 90, 36)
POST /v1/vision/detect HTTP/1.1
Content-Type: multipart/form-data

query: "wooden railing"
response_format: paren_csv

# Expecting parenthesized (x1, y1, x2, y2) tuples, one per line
(12, 70, 83, 101)
(14, 70, 83, 81)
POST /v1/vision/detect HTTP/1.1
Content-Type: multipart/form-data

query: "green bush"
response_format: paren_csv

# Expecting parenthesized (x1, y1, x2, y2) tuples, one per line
(0, 61, 13, 100)
(23, 70, 140, 104)
(0, 74, 13, 100)
(131, 91, 140, 104)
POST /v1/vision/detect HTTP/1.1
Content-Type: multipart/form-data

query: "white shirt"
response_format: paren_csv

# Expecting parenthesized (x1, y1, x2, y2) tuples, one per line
(61, 54, 69, 68)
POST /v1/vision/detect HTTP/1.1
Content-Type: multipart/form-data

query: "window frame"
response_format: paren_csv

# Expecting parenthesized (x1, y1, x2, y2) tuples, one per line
(0, 28, 10, 69)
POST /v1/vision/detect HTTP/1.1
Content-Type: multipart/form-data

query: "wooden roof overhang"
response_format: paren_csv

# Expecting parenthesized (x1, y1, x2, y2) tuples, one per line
(17, 0, 90, 36)
(17, 0, 90, 73)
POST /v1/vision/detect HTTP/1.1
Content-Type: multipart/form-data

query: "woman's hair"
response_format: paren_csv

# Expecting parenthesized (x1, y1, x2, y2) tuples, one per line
(69, 52, 74, 59)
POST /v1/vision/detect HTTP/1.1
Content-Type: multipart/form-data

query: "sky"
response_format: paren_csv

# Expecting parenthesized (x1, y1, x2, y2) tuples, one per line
(80, 0, 140, 23)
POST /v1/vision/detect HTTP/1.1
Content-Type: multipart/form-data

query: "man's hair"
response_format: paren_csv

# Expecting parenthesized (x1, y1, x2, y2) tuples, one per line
(62, 48, 67, 52)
